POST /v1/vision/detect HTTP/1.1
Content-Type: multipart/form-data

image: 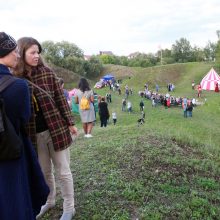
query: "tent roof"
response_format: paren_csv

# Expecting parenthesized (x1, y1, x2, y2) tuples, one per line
(68, 88, 77, 96)
(102, 74, 114, 80)
(200, 68, 220, 91)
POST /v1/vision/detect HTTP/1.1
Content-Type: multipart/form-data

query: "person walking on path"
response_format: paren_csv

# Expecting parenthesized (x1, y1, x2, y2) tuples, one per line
(139, 99, 144, 111)
(14, 36, 77, 220)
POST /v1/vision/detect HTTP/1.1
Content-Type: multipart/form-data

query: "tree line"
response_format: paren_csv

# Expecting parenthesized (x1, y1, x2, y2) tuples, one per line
(41, 41, 103, 79)
(41, 32, 220, 78)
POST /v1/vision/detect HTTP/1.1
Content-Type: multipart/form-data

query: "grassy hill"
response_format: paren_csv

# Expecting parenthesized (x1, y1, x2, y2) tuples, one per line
(43, 62, 220, 220)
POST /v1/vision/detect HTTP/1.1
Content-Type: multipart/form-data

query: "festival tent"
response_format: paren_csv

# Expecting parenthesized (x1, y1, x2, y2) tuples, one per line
(94, 81, 104, 89)
(200, 68, 220, 91)
(102, 74, 114, 81)
(68, 88, 77, 97)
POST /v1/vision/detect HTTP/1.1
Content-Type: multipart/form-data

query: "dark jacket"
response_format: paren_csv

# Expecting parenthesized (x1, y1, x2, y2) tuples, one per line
(98, 101, 109, 119)
(0, 64, 49, 219)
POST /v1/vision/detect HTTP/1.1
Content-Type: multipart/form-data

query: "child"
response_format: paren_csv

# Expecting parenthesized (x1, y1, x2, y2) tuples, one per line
(112, 111, 117, 125)
(152, 97, 156, 107)
(137, 111, 145, 126)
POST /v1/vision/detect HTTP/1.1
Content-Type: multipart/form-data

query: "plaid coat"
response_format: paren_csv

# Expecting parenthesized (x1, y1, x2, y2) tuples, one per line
(26, 65, 74, 151)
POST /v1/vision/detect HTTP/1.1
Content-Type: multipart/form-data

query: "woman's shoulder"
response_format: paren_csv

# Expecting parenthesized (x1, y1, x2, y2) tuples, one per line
(76, 89, 82, 93)
(85, 89, 93, 94)
(75, 89, 83, 96)
(37, 65, 54, 75)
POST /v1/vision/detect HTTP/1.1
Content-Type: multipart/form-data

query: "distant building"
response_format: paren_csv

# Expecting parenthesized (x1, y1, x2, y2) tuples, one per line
(99, 51, 114, 56)
(128, 52, 141, 59)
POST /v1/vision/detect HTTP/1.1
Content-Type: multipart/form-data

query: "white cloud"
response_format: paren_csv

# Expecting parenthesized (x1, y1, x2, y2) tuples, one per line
(1, 0, 220, 55)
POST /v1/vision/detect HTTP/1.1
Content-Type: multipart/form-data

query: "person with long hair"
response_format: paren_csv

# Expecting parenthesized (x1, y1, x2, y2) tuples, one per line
(13, 37, 78, 220)
(0, 32, 49, 220)
(75, 78, 95, 137)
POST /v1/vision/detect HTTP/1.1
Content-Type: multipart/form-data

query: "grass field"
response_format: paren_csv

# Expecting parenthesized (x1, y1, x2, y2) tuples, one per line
(42, 62, 220, 220)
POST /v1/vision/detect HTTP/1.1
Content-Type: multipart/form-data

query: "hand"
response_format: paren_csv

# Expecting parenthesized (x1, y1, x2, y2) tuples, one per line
(69, 125, 78, 136)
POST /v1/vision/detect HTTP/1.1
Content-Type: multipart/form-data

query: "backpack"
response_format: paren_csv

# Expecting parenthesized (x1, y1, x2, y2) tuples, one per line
(0, 76, 22, 161)
(80, 93, 90, 110)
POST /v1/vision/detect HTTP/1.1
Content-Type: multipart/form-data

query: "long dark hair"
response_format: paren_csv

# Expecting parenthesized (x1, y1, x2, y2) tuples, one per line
(78, 78, 90, 92)
(13, 37, 44, 77)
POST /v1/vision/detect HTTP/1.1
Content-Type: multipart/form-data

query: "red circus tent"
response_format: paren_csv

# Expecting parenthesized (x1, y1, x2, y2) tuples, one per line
(200, 68, 220, 91)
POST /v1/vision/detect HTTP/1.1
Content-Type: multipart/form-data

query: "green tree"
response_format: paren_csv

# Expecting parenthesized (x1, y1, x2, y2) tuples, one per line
(157, 49, 174, 65)
(41, 40, 99, 76)
(64, 56, 85, 74)
(171, 38, 193, 62)
(84, 56, 103, 78)
(192, 46, 205, 62)
(204, 41, 217, 61)
(118, 56, 129, 66)
(56, 41, 84, 59)
(215, 30, 220, 63)
(41, 41, 62, 65)
(99, 54, 115, 64)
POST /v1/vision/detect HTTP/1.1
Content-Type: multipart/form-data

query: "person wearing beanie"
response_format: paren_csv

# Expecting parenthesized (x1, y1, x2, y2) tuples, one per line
(0, 32, 17, 58)
(0, 32, 49, 220)
(14, 37, 78, 220)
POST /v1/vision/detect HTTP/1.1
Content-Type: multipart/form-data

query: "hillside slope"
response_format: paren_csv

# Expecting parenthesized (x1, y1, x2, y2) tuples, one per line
(43, 62, 220, 220)
(102, 62, 213, 95)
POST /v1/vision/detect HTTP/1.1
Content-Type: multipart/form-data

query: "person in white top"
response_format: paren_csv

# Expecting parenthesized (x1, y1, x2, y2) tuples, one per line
(112, 112, 117, 125)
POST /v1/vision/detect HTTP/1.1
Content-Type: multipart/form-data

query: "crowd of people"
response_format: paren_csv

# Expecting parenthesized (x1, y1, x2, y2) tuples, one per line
(1, 31, 218, 220)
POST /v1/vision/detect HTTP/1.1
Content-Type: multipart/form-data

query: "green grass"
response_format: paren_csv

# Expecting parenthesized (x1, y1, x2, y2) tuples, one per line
(42, 62, 220, 219)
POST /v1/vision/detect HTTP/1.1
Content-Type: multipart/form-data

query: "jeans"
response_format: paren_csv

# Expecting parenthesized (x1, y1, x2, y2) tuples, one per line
(36, 130, 74, 212)
(187, 111, 192, 117)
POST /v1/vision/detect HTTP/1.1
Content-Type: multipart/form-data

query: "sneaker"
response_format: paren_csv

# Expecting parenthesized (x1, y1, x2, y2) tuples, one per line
(86, 134, 93, 138)
(60, 208, 76, 220)
(84, 134, 88, 138)
(36, 203, 55, 219)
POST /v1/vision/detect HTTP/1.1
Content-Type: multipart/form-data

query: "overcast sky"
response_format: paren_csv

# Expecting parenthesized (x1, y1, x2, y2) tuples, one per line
(1, 0, 220, 56)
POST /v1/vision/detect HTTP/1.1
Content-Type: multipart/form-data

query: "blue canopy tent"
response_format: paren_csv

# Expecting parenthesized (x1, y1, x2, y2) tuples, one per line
(102, 74, 115, 81)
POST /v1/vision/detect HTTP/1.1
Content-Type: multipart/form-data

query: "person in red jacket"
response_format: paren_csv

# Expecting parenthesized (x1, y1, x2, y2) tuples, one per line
(197, 85, 202, 97)
(215, 83, 219, 92)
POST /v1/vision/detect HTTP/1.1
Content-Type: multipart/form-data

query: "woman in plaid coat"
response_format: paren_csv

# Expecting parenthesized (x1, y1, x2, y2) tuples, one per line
(14, 37, 78, 220)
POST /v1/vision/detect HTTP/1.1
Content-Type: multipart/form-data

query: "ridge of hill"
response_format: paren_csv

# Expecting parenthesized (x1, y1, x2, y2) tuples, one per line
(49, 63, 81, 89)
(102, 62, 213, 92)
(50, 62, 214, 92)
